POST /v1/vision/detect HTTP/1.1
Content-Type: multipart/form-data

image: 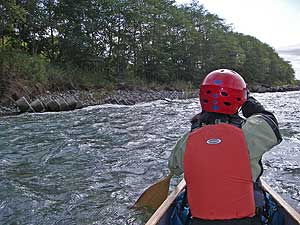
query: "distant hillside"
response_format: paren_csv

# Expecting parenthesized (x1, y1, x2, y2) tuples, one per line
(277, 44, 300, 79)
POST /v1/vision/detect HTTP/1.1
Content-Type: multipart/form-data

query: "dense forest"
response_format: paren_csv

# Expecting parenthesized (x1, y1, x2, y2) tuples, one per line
(0, 0, 296, 102)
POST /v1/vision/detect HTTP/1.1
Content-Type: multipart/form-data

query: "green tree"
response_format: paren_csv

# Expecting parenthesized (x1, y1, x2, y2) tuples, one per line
(0, 0, 25, 46)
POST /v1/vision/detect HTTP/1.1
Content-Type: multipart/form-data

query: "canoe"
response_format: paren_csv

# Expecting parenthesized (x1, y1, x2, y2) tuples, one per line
(145, 178, 300, 225)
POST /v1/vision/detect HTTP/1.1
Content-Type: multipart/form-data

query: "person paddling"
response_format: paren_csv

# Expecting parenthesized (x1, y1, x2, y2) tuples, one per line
(168, 69, 282, 225)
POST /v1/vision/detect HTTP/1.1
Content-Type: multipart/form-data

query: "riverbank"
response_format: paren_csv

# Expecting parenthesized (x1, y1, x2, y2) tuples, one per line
(1, 84, 300, 117)
(0, 88, 198, 116)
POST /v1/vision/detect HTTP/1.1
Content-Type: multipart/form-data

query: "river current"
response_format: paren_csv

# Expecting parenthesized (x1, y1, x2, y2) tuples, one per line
(0, 91, 300, 225)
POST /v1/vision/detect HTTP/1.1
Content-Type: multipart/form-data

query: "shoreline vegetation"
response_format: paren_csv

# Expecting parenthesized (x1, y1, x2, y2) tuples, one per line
(1, 1, 300, 116)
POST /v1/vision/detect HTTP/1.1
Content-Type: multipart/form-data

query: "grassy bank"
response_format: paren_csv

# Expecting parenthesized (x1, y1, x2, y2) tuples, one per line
(0, 48, 197, 106)
(1, 48, 300, 109)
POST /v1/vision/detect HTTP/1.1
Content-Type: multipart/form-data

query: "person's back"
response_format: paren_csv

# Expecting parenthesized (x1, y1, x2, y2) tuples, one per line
(184, 123, 255, 221)
(168, 69, 282, 225)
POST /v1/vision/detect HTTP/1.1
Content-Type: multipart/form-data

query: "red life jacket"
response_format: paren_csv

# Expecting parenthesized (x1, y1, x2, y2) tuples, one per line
(183, 123, 255, 220)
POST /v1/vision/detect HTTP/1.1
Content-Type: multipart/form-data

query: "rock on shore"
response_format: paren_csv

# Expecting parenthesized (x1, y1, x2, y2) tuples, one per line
(249, 84, 300, 93)
(0, 89, 198, 116)
(102, 89, 197, 105)
(1, 84, 300, 116)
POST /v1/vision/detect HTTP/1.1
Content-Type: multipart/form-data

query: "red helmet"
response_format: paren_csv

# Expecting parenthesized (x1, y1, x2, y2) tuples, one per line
(200, 69, 247, 114)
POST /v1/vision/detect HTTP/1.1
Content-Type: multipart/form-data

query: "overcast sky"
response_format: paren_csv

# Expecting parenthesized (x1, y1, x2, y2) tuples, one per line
(176, 0, 300, 79)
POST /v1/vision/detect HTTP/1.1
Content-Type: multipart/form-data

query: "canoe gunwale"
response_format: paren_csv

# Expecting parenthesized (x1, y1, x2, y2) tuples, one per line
(146, 178, 300, 225)
(145, 179, 186, 225)
(260, 178, 300, 224)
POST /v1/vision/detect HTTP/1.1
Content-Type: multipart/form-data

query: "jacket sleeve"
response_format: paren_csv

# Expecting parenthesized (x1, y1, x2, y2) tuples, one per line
(242, 114, 282, 182)
(168, 132, 189, 176)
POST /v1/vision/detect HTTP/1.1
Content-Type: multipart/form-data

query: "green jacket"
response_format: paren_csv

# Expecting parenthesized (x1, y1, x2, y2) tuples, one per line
(168, 114, 281, 182)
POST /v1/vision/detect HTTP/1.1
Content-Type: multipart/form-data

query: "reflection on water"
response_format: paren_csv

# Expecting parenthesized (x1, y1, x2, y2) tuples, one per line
(0, 92, 299, 224)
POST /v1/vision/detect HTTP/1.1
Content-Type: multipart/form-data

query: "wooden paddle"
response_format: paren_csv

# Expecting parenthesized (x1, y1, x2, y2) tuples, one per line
(133, 172, 173, 210)
(145, 178, 186, 225)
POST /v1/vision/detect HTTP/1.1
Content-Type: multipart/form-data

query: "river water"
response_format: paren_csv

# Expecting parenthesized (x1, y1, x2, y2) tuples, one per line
(0, 91, 299, 225)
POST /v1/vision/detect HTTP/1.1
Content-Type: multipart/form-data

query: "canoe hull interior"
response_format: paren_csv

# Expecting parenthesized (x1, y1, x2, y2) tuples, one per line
(157, 203, 299, 225)
(149, 178, 300, 225)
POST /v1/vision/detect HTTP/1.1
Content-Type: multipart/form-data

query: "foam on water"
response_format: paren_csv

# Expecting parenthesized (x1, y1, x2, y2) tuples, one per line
(0, 91, 299, 224)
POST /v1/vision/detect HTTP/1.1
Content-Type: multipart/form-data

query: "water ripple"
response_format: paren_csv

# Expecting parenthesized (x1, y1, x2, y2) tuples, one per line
(0, 92, 300, 224)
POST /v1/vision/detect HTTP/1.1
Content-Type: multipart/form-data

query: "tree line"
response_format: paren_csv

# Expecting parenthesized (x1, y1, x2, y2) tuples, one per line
(0, 0, 296, 95)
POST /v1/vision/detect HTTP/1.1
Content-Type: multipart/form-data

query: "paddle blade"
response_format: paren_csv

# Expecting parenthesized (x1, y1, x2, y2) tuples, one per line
(133, 173, 173, 210)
